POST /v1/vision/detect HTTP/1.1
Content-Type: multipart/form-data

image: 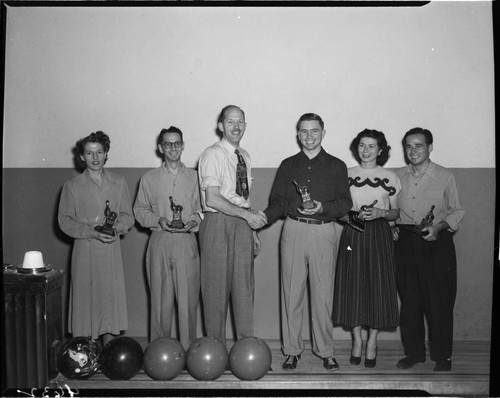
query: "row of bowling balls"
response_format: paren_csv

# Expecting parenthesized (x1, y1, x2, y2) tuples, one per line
(58, 335, 272, 381)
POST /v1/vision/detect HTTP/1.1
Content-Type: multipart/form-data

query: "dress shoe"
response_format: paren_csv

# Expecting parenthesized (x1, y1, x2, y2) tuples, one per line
(322, 356, 340, 371)
(350, 343, 362, 365)
(434, 359, 452, 371)
(282, 354, 300, 370)
(365, 347, 377, 368)
(396, 356, 425, 369)
(350, 355, 361, 365)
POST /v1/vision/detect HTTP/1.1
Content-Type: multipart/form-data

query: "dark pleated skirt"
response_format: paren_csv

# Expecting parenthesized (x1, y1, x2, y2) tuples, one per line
(332, 218, 399, 330)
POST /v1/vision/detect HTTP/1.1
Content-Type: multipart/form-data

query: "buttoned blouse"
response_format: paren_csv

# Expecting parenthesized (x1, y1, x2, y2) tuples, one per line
(198, 138, 253, 212)
(396, 161, 464, 231)
(133, 162, 202, 232)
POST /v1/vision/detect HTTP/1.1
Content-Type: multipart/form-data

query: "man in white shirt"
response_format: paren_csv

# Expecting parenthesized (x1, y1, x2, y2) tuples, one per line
(198, 105, 266, 345)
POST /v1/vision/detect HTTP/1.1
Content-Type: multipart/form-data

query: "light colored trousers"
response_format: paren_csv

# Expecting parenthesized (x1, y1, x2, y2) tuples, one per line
(280, 217, 339, 358)
(146, 231, 200, 351)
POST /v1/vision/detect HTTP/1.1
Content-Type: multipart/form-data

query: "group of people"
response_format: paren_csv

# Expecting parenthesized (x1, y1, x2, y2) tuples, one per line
(58, 105, 464, 374)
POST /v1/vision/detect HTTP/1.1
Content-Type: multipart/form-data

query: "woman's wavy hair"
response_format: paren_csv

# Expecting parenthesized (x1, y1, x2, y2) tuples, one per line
(349, 128, 391, 166)
(76, 131, 110, 165)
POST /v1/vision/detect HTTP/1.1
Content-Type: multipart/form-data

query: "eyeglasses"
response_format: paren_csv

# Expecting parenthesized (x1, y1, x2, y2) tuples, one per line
(298, 129, 322, 137)
(161, 141, 183, 149)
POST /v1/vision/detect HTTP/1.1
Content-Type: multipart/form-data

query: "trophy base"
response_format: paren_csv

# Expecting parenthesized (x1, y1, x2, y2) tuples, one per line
(346, 211, 365, 232)
(299, 201, 316, 210)
(348, 218, 365, 232)
(168, 220, 185, 229)
(95, 225, 116, 236)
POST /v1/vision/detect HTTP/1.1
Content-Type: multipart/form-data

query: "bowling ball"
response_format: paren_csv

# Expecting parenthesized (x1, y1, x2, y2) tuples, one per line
(100, 336, 143, 380)
(57, 337, 101, 379)
(143, 337, 186, 380)
(186, 337, 228, 380)
(229, 336, 272, 380)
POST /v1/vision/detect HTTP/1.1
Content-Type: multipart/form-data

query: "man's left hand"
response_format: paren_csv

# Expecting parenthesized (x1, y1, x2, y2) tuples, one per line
(253, 231, 261, 256)
(297, 200, 323, 216)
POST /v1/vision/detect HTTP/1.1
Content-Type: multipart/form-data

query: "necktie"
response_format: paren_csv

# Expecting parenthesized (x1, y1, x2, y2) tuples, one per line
(235, 149, 249, 200)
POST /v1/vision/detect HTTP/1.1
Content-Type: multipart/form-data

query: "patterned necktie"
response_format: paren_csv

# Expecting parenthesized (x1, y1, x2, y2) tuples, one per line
(235, 149, 249, 200)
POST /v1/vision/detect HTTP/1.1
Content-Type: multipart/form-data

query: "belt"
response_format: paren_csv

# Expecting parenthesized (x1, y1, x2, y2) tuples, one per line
(397, 224, 418, 228)
(289, 215, 332, 225)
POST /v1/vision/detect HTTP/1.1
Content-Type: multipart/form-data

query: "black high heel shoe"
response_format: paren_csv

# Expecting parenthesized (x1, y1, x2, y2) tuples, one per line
(350, 343, 362, 365)
(350, 354, 361, 365)
(364, 347, 378, 368)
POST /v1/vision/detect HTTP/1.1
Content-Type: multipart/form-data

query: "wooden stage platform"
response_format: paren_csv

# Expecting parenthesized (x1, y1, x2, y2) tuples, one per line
(50, 339, 491, 396)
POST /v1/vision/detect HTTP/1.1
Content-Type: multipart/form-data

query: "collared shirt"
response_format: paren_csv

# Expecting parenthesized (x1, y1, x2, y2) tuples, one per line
(264, 148, 352, 224)
(58, 168, 134, 239)
(198, 138, 253, 212)
(396, 160, 464, 231)
(133, 162, 202, 232)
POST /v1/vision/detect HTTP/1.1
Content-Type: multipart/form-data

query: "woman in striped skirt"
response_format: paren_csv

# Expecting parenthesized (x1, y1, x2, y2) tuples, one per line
(333, 129, 400, 368)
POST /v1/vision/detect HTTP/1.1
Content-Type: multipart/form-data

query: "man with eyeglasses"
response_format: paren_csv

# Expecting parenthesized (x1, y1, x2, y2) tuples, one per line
(198, 105, 266, 346)
(133, 126, 201, 350)
(263, 113, 352, 371)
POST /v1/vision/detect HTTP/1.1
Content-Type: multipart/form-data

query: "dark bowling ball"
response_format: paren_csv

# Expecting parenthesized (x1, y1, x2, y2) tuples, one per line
(100, 336, 143, 380)
(57, 337, 101, 379)
(229, 336, 272, 380)
(143, 337, 186, 380)
(186, 336, 228, 380)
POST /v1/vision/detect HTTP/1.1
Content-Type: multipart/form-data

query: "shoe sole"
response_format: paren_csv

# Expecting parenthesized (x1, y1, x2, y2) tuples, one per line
(397, 359, 425, 369)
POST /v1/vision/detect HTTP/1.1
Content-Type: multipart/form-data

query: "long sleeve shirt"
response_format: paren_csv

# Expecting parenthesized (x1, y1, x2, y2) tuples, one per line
(264, 148, 352, 225)
(396, 160, 464, 231)
(133, 163, 202, 232)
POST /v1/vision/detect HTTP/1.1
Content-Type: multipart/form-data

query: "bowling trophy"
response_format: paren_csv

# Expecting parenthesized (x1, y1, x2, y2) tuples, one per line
(168, 196, 185, 229)
(293, 180, 316, 210)
(347, 200, 378, 232)
(95, 200, 117, 236)
(411, 205, 435, 236)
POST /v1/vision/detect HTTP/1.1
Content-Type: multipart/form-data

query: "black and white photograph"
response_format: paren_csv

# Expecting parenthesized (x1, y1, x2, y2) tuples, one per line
(2, 1, 497, 396)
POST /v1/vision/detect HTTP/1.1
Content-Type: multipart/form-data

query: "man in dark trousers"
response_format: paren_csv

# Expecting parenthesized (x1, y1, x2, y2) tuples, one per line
(263, 113, 352, 371)
(394, 127, 464, 371)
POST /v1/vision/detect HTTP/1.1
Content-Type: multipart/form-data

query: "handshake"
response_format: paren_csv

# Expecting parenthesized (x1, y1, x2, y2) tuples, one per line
(246, 209, 268, 230)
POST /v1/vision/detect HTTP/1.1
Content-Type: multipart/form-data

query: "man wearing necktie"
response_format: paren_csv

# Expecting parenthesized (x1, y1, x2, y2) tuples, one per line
(198, 105, 267, 346)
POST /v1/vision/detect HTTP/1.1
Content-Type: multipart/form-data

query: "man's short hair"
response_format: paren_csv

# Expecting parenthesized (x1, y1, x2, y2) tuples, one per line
(296, 113, 325, 131)
(403, 127, 433, 146)
(218, 105, 245, 125)
(157, 126, 183, 146)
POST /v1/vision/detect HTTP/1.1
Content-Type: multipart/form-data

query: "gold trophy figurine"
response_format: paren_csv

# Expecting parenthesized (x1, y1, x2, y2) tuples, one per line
(293, 180, 316, 210)
(94, 200, 118, 236)
(168, 196, 185, 229)
(412, 205, 435, 236)
(347, 200, 378, 232)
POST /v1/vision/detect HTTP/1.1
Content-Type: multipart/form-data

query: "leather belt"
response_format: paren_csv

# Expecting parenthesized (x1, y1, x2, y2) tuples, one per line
(289, 215, 332, 225)
(397, 224, 418, 228)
